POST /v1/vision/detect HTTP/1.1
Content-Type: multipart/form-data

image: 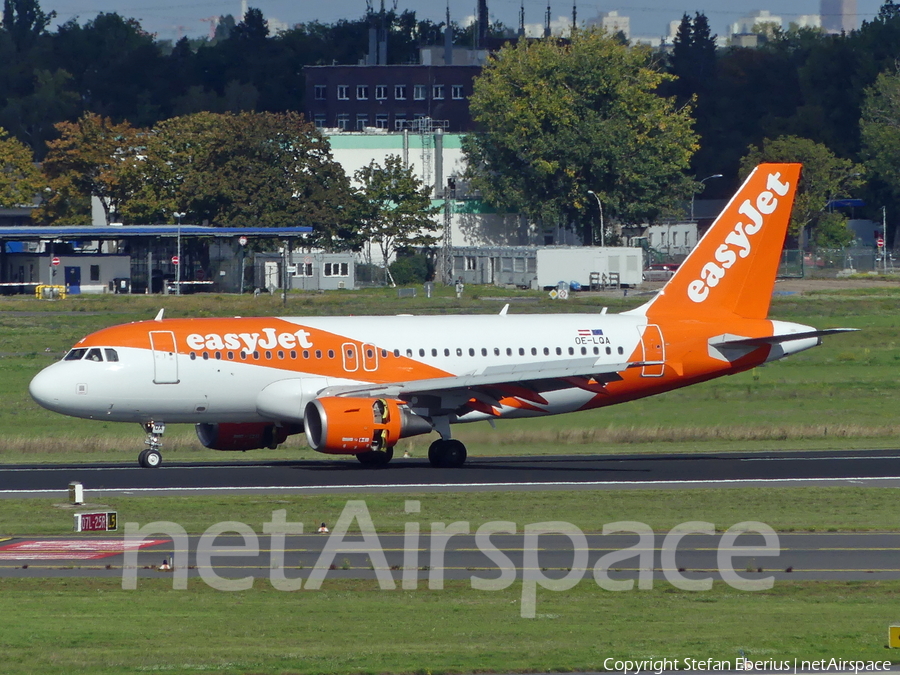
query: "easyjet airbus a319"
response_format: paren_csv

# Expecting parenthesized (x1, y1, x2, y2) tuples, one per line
(29, 164, 853, 468)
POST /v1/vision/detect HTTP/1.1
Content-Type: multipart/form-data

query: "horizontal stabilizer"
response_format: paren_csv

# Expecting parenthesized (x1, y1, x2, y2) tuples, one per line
(714, 328, 858, 348)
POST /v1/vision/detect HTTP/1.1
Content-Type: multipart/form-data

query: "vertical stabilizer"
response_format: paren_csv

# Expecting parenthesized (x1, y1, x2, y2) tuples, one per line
(639, 163, 801, 321)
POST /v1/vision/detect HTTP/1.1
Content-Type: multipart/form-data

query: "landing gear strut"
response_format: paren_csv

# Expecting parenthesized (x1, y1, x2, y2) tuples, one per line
(140, 421, 165, 468)
(428, 439, 467, 468)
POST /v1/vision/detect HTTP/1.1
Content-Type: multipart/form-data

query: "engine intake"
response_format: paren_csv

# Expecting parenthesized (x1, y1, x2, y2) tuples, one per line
(196, 422, 298, 451)
(304, 397, 432, 454)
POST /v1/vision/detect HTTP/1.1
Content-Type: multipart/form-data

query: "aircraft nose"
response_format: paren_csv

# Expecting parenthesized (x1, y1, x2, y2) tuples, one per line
(29, 367, 62, 411)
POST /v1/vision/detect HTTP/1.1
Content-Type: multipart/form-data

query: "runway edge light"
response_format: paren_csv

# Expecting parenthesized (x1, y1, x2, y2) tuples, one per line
(888, 625, 900, 648)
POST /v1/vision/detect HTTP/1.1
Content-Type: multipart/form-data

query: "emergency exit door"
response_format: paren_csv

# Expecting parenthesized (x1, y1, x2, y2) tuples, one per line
(639, 324, 665, 377)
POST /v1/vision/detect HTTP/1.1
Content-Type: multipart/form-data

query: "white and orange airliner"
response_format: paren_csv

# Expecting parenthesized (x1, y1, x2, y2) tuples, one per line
(29, 164, 853, 468)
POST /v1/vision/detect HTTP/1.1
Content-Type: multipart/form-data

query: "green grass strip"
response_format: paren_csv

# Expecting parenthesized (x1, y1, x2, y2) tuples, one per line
(4, 487, 900, 535)
(0, 577, 896, 674)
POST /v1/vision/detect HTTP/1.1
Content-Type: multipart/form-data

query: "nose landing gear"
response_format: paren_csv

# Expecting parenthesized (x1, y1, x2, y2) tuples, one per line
(139, 421, 165, 468)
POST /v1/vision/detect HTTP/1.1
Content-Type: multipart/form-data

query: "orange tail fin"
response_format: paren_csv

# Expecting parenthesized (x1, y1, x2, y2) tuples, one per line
(639, 163, 801, 321)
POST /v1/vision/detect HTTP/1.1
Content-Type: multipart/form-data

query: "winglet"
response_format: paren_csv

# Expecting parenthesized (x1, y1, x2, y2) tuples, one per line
(637, 163, 802, 321)
(499, 304, 510, 316)
(154, 308, 165, 322)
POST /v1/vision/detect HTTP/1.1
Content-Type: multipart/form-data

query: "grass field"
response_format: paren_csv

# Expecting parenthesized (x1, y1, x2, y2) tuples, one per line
(1, 282, 899, 462)
(0, 578, 897, 675)
(4, 486, 900, 536)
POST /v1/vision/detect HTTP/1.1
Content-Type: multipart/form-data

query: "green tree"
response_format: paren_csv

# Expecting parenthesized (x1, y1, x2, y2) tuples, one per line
(0, 126, 41, 206)
(740, 135, 863, 247)
(861, 68, 900, 245)
(2, 0, 55, 51)
(462, 29, 698, 244)
(36, 112, 142, 225)
(669, 12, 717, 104)
(355, 154, 440, 286)
(122, 112, 360, 248)
(0, 69, 80, 157)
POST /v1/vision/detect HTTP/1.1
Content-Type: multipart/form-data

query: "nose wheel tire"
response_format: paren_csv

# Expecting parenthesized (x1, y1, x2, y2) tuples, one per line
(138, 449, 162, 468)
(428, 439, 467, 468)
(356, 447, 393, 466)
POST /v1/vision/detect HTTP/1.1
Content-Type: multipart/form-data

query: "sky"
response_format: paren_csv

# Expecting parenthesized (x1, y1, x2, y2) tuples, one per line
(46, 0, 888, 43)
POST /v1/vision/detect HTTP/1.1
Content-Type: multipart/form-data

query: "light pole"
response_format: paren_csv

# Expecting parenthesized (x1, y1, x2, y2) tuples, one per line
(174, 212, 185, 296)
(691, 174, 723, 222)
(587, 190, 605, 247)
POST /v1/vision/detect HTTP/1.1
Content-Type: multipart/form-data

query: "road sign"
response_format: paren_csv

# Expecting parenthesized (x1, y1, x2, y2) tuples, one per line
(171, 255, 180, 265)
(877, 238, 885, 248)
(239, 236, 248, 246)
(51, 257, 60, 266)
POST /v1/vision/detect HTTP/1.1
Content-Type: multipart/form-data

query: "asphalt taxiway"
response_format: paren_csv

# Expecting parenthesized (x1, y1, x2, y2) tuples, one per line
(2, 448, 900, 497)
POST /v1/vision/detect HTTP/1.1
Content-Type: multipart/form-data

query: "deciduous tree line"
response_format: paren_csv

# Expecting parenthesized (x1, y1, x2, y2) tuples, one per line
(7, 0, 900, 246)
(0, 110, 439, 268)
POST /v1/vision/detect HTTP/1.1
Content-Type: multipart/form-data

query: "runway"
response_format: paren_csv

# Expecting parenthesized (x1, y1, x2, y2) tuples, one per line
(3, 448, 900, 497)
(1, 531, 899, 582)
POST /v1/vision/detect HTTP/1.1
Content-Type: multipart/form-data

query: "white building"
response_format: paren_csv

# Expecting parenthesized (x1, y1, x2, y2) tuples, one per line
(587, 11, 631, 40)
(730, 10, 782, 35)
(794, 14, 822, 29)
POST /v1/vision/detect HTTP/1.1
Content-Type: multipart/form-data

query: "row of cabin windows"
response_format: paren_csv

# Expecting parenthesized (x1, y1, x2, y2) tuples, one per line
(188, 344, 624, 362)
(398, 345, 624, 358)
(318, 84, 464, 102)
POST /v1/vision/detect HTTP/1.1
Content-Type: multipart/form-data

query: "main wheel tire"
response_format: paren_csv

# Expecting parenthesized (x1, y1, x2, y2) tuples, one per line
(428, 439, 467, 468)
(356, 447, 394, 466)
(428, 440, 444, 467)
(144, 449, 162, 468)
(442, 439, 467, 468)
(138, 449, 149, 468)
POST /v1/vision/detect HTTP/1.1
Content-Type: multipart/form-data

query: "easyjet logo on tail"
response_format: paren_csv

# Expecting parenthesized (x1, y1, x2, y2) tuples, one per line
(687, 171, 792, 304)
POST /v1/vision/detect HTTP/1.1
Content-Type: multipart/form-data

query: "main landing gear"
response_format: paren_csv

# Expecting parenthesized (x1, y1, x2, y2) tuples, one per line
(428, 439, 467, 468)
(139, 421, 165, 468)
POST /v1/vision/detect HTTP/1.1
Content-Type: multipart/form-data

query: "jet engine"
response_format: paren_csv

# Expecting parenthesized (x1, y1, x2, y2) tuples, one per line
(195, 422, 298, 451)
(303, 397, 432, 454)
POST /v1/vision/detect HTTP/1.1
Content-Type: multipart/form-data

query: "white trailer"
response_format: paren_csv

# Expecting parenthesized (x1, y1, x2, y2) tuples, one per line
(535, 246, 643, 289)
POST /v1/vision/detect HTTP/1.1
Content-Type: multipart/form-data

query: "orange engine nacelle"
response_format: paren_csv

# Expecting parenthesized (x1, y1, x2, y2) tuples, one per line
(196, 422, 297, 451)
(303, 397, 432, 454)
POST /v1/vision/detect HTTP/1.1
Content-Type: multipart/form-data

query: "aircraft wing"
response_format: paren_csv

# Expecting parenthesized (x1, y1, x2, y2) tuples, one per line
(317, 356, 636, 412)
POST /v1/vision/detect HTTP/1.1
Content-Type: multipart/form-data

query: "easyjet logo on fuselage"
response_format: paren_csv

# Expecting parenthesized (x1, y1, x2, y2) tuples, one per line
(185, 327, 314, 353)
(687, 171, 791, 304)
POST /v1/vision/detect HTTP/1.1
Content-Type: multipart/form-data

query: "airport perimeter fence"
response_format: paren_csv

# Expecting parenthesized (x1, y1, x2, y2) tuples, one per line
(803, 247, 899, 276)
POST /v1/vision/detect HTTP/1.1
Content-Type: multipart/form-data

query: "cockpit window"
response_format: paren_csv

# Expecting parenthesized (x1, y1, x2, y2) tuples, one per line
(85, 348, 103, 362)
(64, 348, 87, 361)
(104, 349, 119, 362)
